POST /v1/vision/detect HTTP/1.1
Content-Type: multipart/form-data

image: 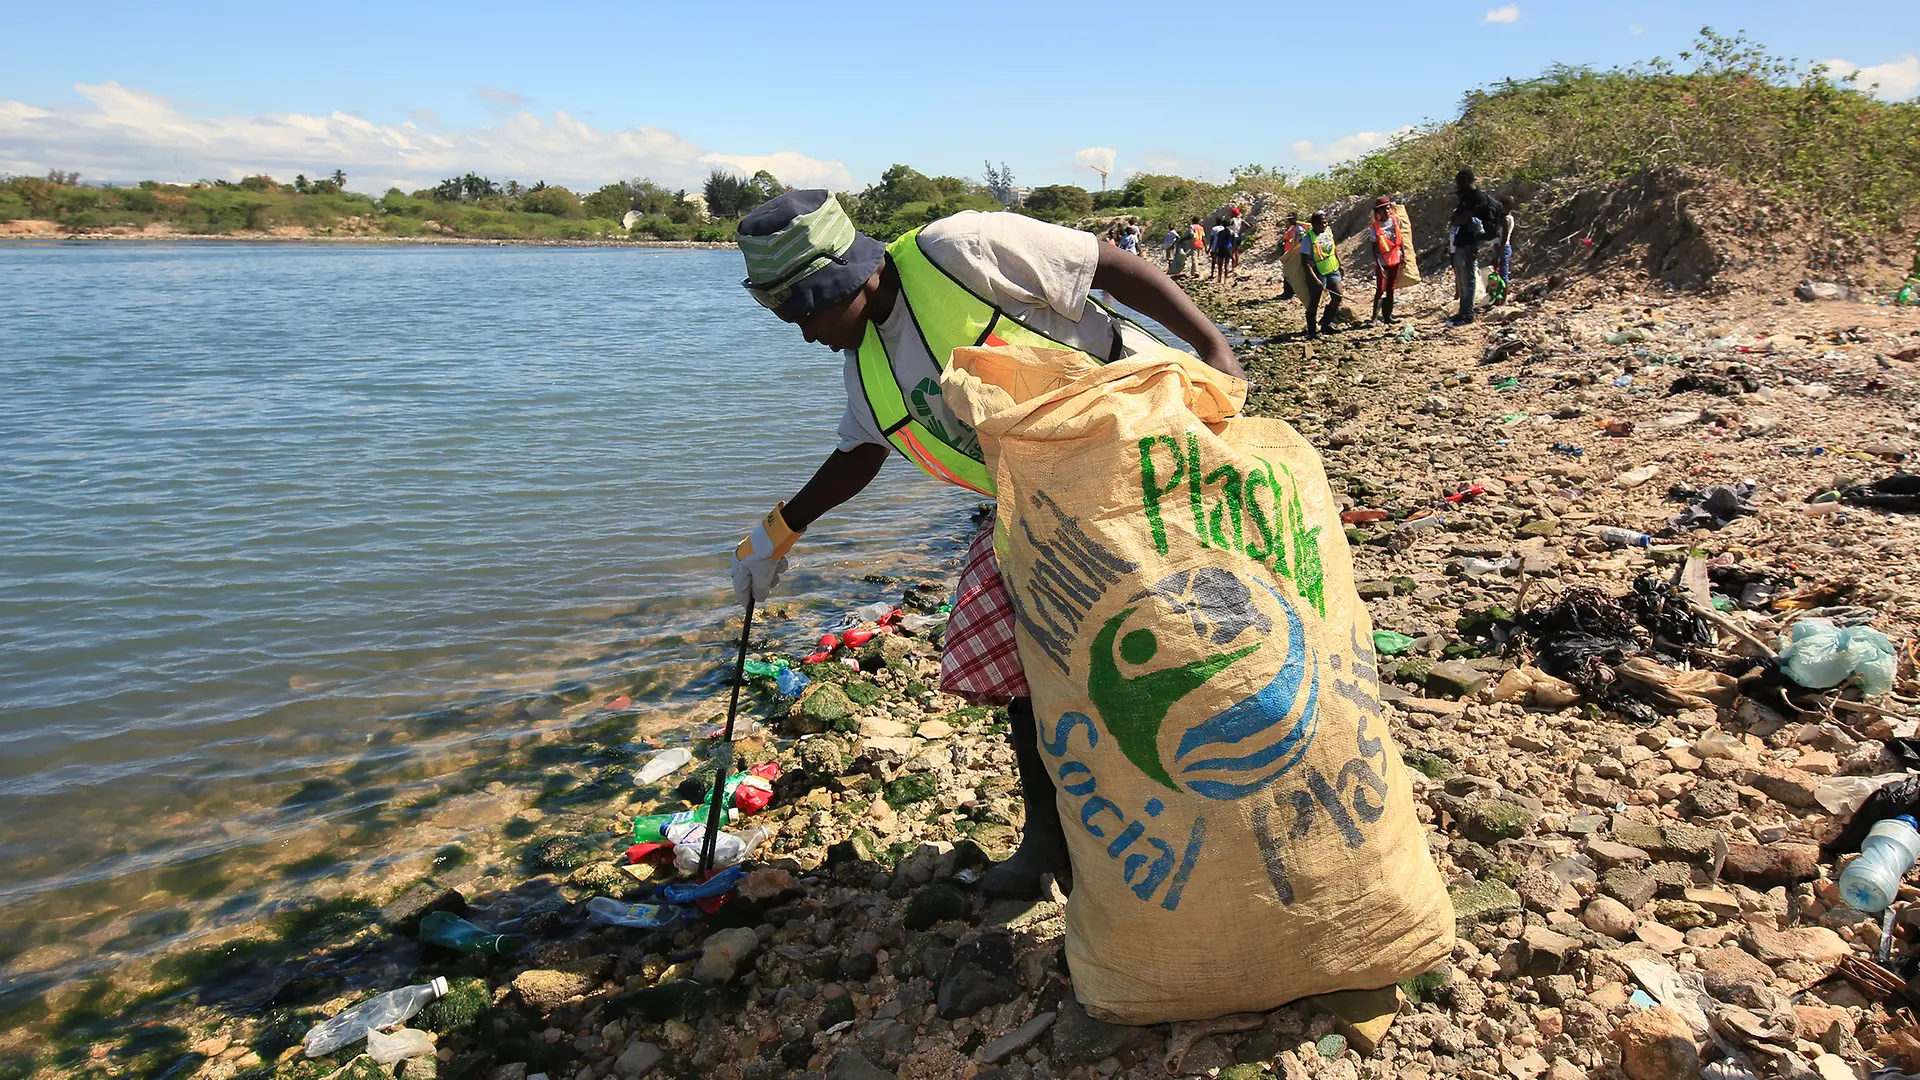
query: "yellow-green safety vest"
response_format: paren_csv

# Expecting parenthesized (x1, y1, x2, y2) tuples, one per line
(855, 226, 1155, 494)
(1309, 229, 1340, 276)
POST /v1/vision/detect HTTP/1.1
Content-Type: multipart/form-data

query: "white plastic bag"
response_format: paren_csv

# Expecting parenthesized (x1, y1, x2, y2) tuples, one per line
(366, 1027, 435, 1065)
(634, 747, 693, 785)
(1779, 619, 1897, 696)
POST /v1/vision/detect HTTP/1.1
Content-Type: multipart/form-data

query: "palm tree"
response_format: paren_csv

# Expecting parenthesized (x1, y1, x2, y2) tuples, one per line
(331, 169, 346, 189)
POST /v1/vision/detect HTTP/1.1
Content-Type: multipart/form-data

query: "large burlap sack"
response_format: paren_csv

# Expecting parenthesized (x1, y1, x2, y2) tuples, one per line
(942, 344, 1453, 1025)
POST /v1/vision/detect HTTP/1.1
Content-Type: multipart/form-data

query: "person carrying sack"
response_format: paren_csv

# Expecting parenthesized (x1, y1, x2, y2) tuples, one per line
(1447, 167, 1500, 326)
(1369, 196, 1404, 325)
(728, 189, 1243, 899)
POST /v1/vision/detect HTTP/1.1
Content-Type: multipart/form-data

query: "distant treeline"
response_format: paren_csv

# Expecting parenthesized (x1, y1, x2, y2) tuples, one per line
(5, 32, 1912, 244)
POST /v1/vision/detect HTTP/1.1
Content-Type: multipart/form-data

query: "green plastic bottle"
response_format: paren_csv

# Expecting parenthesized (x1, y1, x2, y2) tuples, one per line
(632, 805, 736, 844)
(418, 911, 514, 955)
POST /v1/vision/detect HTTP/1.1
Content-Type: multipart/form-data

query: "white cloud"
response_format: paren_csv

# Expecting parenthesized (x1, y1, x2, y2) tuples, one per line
(1073, 146, 1117, 176)
(477, 86, 531, 106)
(1483, 4, 1520, 23)
(0, 81, 854, 194)
(1288, 127, 1412, 167)
(1629, 24, 1645, 36)
(1821, 55, 1920, 100)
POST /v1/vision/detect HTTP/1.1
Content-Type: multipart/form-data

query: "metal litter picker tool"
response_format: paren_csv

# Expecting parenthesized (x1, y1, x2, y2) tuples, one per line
(697, 598, 754, 875)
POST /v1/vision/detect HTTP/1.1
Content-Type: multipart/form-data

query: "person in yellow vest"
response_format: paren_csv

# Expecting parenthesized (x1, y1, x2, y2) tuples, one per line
(1369, 196, 1405, 325)
(729, 189, 1242, 899)
(1278, 211, 1308, 301)
(1302, 211, 1344, 339)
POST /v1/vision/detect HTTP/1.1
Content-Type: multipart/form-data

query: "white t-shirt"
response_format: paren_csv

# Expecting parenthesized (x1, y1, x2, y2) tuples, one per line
(836, 211, 1157, 452)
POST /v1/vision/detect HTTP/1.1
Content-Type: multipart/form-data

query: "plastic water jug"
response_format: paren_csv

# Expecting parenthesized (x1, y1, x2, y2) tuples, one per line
(1839, 815, 1920, 912)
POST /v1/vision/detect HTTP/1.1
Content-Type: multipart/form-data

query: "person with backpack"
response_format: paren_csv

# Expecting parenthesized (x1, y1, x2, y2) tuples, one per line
(1447, 167, 1500, 327)
(1369, 196, 1405, 325)
(1210, 218, 1234, 283)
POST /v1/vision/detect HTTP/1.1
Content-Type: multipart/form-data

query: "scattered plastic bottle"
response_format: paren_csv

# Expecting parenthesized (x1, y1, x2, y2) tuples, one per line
(1398, 513, 1444, 534)
(841, 602, 893, 627)
(585, 896, 695, 930)
(634, 747, 693, 785)
(666, 822, 772, 873)
(303, 977, 449, 1058)
(1596, 528, 1652, 548)
(365, 1028, 436, 1065)
(418, 911, 514, 956)
(633, 805, 737, 844)
(1839, 816, 1920, 912)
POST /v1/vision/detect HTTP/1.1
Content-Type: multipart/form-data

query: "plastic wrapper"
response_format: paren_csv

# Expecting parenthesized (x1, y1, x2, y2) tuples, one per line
(1778, 618, 1896, 696)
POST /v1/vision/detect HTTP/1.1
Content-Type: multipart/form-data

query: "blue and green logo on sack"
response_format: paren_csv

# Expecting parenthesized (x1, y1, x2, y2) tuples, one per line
(1089, 568, 1319, 800)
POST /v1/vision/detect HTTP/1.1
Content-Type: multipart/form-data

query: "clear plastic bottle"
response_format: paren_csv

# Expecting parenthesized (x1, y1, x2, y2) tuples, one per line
(1839, 816, 1920, 912)
(365, 1028, 436, 1065)
(585, 896, 693, 930)
(634, 747, 693, 785)
(1596, 527, 1652, 548)
(417, 911, 513, 956)
(633, 805, 736, 844)
(666, 822, 772, 873)
(1399, 513, 1444, 534)
(303, 977, 449, 1057)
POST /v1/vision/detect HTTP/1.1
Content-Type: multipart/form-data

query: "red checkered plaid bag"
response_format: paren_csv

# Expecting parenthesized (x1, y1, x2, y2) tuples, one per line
(938, 510, 1029, 703)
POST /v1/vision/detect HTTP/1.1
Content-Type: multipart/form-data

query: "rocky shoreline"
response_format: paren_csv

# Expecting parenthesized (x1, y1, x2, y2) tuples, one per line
(9, 238, 1920, 1080)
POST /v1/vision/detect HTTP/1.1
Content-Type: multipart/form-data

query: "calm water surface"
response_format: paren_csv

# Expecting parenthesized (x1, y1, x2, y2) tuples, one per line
(0, 242, 981, 1005)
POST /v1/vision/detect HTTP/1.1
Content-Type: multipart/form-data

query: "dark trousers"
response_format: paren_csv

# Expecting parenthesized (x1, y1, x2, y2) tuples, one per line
(1453, 245, 1480, 322)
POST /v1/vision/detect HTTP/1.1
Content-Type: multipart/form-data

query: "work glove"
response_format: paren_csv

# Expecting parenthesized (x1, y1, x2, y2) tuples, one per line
(731, 503, 802, 609)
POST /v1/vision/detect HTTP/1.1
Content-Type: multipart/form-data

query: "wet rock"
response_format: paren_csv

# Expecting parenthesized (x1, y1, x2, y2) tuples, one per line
(1052, 991, 1130, 1065)
(982, 1011, 1056, 1064)
(884, 772, 937, 807)
(613, 1041, 664, 1079)
(935, 929, 1020, 1019)
(796, 685, 858, 735)
(894, 840, 955, 887)
(694, 927, 760, 984)
(1610, 1007, 1699, 1080)
(1719, 842, 1820, 888)
(904, 883, 967, 931)
(513, 957, 612, 1011)
(860, 634, 915, 672)
(382, 884, 468, 935)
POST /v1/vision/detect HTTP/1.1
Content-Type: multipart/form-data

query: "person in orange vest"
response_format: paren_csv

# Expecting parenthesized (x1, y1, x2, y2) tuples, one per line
(1187, 216, 1206, 278)
(1370, 196, 1406, 325)
(1278, 211, 1308, 301)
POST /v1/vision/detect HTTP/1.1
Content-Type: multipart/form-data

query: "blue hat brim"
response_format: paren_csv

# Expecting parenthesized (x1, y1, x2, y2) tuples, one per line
(773, 233, 886, 321)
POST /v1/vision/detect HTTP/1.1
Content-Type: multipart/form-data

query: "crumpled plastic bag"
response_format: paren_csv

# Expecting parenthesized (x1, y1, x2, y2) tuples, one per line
(1842, 472, 1920, 513)
(366, 1028, 435, 1065)
(1613, 657, 1739, 712)
(1777, 618, 1897, 696)
(1668, 483, 1758, 532)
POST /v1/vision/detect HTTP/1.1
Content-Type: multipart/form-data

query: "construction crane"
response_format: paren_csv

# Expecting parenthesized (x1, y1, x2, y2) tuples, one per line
(1087, 164, 1110, 191)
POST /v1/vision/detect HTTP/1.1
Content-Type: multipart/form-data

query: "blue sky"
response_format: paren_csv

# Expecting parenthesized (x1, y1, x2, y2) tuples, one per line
(1, 0, 1913, 194)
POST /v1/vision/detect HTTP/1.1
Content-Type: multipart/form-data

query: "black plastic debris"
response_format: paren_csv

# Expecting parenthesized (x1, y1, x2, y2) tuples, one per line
(1668, 374, 1734, 396)
(1628, 575, 1715, 655)
(1517, 588, 1643, 698)
(1823, 775, 1920, 860)
(1842, 473, 1920, 513)
(1668, 483, 1758, 532)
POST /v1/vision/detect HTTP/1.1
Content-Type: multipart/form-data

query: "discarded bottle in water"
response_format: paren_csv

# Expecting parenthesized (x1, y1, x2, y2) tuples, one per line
(840, 602, 893, 628)
(365, 1027, 435, 1065)
(418, 911, 514, 956)
(303, 976, 449, 1058)
(1839, 816, 1920, 912)
(634, 805, 737, 844)
(634, 747, 693, 785)
(1596, 528, 1652, 548)
(666, 822, 772, 873)
(585, 896, 695, 930)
